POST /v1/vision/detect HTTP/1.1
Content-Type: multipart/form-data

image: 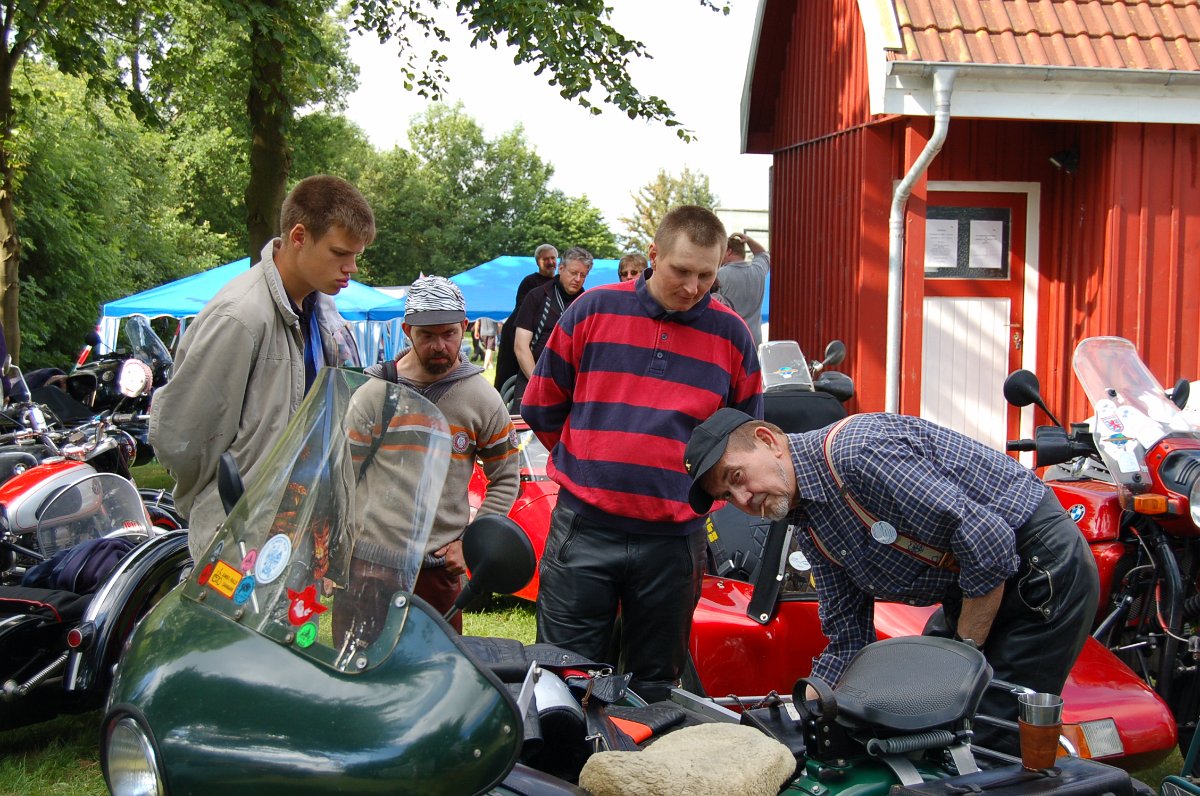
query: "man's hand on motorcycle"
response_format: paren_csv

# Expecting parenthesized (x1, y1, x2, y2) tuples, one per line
(437, 540, 465, 576)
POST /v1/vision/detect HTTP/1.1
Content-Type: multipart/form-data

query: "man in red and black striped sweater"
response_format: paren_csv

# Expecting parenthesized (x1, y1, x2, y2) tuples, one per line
(521, 205, 763, 702)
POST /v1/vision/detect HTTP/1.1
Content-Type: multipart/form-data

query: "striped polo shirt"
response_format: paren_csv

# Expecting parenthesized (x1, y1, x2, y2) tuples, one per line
(522, 277, 763, 535)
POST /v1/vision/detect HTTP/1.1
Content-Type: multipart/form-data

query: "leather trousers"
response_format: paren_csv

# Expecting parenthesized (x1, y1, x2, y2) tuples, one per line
(535, 504, 707, 703)
(944, 492, 1100, 755)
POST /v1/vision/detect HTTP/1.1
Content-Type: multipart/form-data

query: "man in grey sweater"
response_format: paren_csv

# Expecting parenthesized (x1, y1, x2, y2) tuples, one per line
(360, 275, 519, 632)
(716, 232, 770, 347)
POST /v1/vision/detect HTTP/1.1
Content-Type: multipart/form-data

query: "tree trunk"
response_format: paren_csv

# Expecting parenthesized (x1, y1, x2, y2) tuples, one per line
(0, 49, 21, 361)
(244, 3, 291, 261)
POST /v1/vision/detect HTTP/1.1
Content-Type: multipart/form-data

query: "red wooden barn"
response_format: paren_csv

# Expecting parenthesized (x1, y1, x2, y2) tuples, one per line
(744, 0, 1200, 449)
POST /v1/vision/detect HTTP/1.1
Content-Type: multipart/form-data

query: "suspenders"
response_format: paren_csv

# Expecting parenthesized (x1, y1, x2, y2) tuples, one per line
(814, 417, 959, 572)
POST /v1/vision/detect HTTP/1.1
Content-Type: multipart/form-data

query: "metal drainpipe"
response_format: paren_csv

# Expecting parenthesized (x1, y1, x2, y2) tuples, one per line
(885, 68, 957, 413)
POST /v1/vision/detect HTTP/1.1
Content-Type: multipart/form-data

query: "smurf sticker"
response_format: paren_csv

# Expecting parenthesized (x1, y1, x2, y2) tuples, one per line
(255, 534, 292, 584)
(233, 575, 256, 605)
(1068, 504, 1086, 523)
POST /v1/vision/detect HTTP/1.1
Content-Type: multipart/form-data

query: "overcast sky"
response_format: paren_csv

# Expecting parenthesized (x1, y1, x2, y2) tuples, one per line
(342, 0, 772, 232)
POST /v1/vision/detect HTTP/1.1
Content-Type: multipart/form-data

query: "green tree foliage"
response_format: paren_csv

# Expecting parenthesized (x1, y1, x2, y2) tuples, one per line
(619, 167, 719, 253)
(360, 104, 615, 284)
(143, 0, 360, 258)
(13, 65, 225, 368)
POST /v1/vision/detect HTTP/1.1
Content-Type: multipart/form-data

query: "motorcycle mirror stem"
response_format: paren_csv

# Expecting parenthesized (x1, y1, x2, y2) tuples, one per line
(811, 340, 847, 376)
(217, 451, 245, 517)
(1002, 369, 1063, 428)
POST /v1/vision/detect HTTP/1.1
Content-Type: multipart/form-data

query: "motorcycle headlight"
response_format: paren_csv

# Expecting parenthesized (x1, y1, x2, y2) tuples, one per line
(104, 716, 164, 796)
(1190, 477, 1200, 529)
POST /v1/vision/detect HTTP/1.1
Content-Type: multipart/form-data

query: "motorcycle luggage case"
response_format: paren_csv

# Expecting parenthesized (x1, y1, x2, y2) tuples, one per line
(888, 756, 1138, 795)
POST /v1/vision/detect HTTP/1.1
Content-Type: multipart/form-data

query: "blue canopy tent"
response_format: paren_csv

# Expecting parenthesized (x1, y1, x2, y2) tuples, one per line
(449, 255, 770, 326)
(99, 258, 407, 364)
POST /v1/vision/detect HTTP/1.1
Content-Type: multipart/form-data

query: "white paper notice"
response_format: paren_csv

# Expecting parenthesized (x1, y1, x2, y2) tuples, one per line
(925, 219, 958, 273)
(969, 220, 1003, 270)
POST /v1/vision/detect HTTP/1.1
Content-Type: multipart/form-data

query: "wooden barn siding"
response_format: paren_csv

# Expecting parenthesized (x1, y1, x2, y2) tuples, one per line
(768, 0, 874, 148)
(769, 124, 896, 413)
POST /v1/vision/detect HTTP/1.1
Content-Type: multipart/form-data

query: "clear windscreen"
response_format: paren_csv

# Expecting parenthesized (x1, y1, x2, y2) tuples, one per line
(760, 340, 814, 392)
(124, 315, 173, 373)
(182, 368, 451, 670)
(36, 473, 152, 557)
(1073, 337, 1200, 504)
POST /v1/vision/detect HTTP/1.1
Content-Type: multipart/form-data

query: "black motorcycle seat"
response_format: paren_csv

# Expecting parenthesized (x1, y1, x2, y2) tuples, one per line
(0, 586, 91, 624)
(763, 388, 847, 434)
(831, 636, 991, 732)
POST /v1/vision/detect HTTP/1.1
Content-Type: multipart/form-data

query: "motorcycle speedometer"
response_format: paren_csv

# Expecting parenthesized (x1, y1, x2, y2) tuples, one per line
(103, 716, 164, 796)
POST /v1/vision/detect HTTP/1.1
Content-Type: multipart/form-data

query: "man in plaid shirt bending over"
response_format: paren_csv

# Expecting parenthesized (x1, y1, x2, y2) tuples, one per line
(686, 408, 1098, 755)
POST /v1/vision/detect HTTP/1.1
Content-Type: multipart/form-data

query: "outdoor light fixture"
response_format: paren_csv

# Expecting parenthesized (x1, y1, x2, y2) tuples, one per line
(1049, 147, 1080, 174)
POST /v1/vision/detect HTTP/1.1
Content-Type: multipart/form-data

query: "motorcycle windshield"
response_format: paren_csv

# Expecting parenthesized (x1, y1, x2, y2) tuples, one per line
(35, 473, 152, 558)
(123, 315, 173, 373)
(1073, 337, 1200, 504)
(181, 368, 451, 671)
(760, 340, 815, 391)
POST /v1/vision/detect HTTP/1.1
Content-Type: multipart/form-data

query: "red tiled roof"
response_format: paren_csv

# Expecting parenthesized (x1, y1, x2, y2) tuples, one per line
(891, 0, 1200, 71)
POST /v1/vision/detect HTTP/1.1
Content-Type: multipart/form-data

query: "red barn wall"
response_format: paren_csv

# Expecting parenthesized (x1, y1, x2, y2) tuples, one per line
(770, 113, 1200, 420)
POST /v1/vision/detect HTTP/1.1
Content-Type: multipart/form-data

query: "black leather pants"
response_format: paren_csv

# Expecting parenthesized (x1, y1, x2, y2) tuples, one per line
(944, 492, 1100, 755)
(535, 504, 707, 703)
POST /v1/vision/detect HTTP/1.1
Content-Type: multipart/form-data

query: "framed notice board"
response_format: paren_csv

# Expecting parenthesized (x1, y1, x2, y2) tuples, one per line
(923, 206, 1011, 280)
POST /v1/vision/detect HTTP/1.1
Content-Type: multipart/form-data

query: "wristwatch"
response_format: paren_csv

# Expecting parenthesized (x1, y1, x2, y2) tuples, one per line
(955, 636, 980, 650)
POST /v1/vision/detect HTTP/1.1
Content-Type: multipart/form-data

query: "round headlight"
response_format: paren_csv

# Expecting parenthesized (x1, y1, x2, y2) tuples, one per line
(105, 716, 164, 796)
(1190, 478, 1200, 530)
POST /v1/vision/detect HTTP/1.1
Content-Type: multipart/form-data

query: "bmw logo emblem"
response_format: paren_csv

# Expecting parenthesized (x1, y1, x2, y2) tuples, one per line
(1068, 504, 1086, 523)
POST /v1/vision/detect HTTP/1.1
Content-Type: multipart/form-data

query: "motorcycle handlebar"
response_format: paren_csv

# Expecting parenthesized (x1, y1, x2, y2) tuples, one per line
(1006, 439, 1036, 452)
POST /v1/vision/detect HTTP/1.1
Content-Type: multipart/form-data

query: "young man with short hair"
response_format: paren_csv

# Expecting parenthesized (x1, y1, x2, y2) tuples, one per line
(521, 206, 762, 701)
(151, 175, 372, 559)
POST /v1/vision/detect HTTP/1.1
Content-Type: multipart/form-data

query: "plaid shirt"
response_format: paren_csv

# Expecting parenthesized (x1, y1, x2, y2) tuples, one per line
(786, 413, 1044, 684)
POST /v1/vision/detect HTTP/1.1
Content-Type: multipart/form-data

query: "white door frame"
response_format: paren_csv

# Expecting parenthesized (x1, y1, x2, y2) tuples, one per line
(926, 181, 1041, 447)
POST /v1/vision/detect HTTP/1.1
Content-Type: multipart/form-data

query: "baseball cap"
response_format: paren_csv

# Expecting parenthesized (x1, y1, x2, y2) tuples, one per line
(404, 275, 466, 325)
(684, 407, 757, 514)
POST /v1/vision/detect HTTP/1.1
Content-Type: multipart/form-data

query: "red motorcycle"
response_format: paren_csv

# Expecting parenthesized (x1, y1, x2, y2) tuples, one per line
(1002, 336, 1200, 751)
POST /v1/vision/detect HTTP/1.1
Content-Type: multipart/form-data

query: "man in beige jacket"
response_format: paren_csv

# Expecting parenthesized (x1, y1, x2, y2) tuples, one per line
(150, 175, 374, 559)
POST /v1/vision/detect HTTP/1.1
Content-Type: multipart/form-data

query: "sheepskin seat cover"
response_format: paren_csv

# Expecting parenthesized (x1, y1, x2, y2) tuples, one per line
(578, 722, 795, 796)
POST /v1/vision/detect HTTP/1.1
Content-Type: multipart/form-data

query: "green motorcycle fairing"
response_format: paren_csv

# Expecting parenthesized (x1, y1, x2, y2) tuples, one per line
(106, 370, 522, 794)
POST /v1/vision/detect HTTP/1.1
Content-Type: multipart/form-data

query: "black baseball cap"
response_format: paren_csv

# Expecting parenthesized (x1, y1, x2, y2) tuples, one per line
(684, 408, 757, 514)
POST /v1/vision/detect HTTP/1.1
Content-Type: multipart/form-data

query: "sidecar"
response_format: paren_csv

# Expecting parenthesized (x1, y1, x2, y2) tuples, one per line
(0, 472, 190, 730)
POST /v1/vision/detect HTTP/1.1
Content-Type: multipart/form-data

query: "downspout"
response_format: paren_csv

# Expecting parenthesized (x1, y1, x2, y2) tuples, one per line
(885, 68, 957, 413)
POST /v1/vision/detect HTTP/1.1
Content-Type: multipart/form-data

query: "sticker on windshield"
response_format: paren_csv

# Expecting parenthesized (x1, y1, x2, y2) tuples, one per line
(255, 534, 292, 584)
(1068, 504, 1086, 523)
(241, 548, 258, 573)
(773, 365, 800, 380)
(233, 575, 256, 605)
(287, 584, 328, 626)
(295, 621, 318, 648)
(207, 560, 242, 599)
